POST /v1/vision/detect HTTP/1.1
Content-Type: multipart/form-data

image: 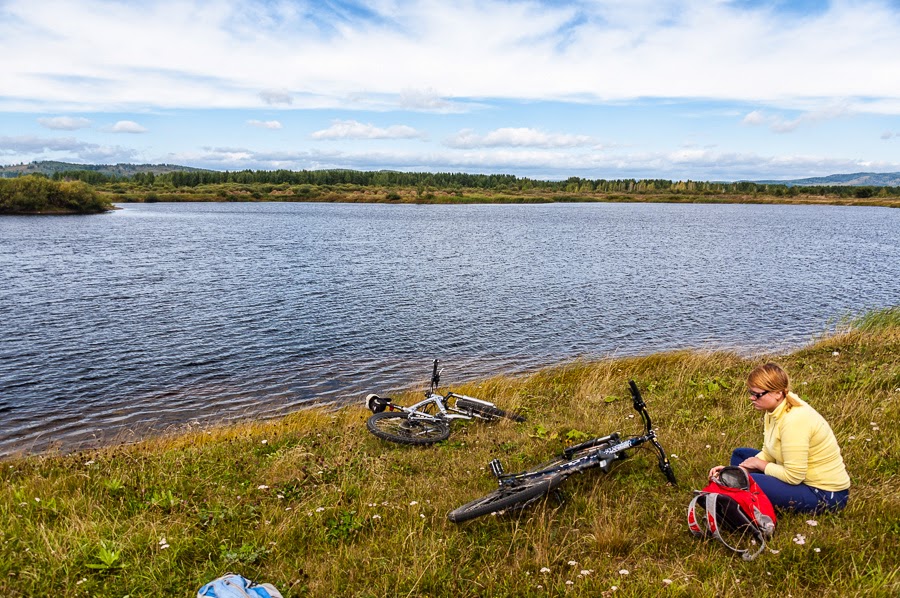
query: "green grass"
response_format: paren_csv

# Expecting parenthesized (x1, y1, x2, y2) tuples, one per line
(2, 308, 898, 596)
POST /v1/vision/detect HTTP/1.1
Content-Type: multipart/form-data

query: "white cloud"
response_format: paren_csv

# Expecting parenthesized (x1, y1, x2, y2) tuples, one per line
(311, 119, 425, 140)
(248, 119, 283, 129)
(37, 116, 91, 130)
(741, 103, 851, 134)
(259, 90, 292, 105)
(0, 135, 137, 162)
(2, 1, 900, 113)
(106, 120, 147, 134)
(445, 127, 595, 149)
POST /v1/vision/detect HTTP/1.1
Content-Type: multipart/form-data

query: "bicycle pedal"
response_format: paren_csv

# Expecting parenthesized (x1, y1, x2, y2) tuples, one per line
(489, 459, 504, 478)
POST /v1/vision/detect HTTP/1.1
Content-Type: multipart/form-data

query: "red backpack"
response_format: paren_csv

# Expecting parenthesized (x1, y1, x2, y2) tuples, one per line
(687, 466, 777, 560)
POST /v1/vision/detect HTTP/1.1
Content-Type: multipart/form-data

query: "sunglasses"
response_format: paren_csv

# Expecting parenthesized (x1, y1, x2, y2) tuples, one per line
(749, 390, 769, 400)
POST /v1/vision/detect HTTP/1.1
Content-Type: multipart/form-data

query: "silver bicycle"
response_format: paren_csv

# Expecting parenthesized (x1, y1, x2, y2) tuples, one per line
(365, 359, 525, 446)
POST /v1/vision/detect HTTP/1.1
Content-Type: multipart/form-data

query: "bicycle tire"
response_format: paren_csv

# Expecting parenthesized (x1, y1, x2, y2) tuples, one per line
(366, 411, 450, 446)
(448, 473, 566, 523)
(455, 398, 526, 423)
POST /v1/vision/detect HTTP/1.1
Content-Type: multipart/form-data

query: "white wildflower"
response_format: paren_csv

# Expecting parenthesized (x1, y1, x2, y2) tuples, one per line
(832, 351, 840, 356)
(409, 501, 418, 506)
(793, 534, 806, 545)
(315, 507, 325, 512)
(540, 567, 551, 573)
(769, 549, 780, 554)
(611, 586, 619, 591)
(257, 484, 269, 490)
(663, 579, 673, 585)
(261, 439, 268, 444)
(580, 569, 592, 576)
(34, 497, 40, 502)
(619, 569, 629, 575)
(806, 520, 818, 526)
(814, 548, 821, 553)
(372, 514, 381, 520)
(568, 560, 578, 566)
(565, 580, 574, 586)
(84, 460, 95, 466)
(705, 445, 711, 449)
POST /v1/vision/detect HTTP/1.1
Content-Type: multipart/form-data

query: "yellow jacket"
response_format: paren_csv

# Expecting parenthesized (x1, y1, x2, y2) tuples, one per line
(756, 393, 851, 492)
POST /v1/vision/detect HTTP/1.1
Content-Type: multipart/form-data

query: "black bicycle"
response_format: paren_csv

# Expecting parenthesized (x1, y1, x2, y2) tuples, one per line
(365, 359, 525, 446)
(448, 380, 676, 523)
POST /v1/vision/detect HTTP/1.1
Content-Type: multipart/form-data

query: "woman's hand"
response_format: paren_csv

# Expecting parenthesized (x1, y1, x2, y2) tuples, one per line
(708, 465, 725, 480)
(739, 456, 768, 473)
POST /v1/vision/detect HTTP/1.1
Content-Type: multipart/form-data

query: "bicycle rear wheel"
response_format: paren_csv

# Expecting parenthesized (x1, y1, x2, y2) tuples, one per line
(448, 473, 566, 523)
(455, 398, 526, 422)
(366, 412, 450, 446)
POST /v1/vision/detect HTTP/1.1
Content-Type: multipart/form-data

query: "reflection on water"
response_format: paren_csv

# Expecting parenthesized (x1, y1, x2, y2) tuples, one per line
(1, 201, 897, 456)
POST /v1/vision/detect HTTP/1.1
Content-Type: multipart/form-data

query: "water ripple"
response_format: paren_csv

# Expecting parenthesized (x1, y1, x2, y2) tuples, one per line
(1, 201, 898, 456)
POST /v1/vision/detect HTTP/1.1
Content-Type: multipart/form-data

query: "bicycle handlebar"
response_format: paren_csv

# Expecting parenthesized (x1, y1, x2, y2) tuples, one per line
(628, 379, 654, 436)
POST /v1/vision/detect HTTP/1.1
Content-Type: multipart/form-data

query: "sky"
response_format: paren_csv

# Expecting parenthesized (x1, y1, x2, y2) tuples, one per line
(2, 0, 900, 181)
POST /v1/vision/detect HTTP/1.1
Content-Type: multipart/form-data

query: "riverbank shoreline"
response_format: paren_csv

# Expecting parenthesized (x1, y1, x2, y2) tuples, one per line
(102, 190, 900, 209)
(2, 308, 897, 596)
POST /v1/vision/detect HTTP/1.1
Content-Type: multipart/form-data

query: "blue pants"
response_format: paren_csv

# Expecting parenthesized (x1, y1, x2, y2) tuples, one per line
(730, 448, 849, 514)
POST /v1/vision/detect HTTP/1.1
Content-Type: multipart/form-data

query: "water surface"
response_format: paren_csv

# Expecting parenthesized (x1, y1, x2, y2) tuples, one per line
(1, 201, 897, 456)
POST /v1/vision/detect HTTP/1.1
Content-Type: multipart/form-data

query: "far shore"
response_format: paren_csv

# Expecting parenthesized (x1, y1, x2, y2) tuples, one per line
(102, 189, 900, 209)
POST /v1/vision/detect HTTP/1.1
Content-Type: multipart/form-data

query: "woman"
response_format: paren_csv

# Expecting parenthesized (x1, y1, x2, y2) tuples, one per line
(708, 363, 850, 513)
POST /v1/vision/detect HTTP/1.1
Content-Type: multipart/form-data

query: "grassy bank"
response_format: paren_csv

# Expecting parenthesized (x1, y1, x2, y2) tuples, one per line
(2, 308, 898, 597)
(97, 185, 900, 209)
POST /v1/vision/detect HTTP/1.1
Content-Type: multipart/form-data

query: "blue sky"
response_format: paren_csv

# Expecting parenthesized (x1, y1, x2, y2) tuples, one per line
(2, 0, 899, 181)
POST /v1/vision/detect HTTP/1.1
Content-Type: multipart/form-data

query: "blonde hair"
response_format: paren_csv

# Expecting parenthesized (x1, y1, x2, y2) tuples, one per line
(748, 362, 802, 410)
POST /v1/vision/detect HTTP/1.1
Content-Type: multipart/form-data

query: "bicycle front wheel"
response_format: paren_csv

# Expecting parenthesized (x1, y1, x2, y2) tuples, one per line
(366, 412, 451, 446)
(455, 398, 526, 422)
(447, 474, 565, 523)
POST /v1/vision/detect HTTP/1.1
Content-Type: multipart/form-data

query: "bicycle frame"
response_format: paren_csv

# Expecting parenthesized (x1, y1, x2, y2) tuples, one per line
(491, 380, 673, 488)
(369, 359, 509, 422)
(394, 391, 485, 422)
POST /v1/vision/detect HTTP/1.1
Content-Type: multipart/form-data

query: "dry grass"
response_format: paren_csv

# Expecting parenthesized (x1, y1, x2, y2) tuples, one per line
(1, 308, 898, 597)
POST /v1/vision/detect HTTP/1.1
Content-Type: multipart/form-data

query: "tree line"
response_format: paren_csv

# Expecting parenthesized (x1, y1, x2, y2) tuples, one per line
(40, 168, 900, 199)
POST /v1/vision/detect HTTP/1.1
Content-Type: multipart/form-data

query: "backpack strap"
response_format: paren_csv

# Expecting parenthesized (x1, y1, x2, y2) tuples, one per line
(687, 493, 767, 561)
(687, 493, 706, 537)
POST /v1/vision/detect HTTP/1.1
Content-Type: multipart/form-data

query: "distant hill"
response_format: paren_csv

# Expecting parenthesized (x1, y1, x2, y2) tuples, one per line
(752, 172, 900, 187)
(0, 161, 210, 178)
